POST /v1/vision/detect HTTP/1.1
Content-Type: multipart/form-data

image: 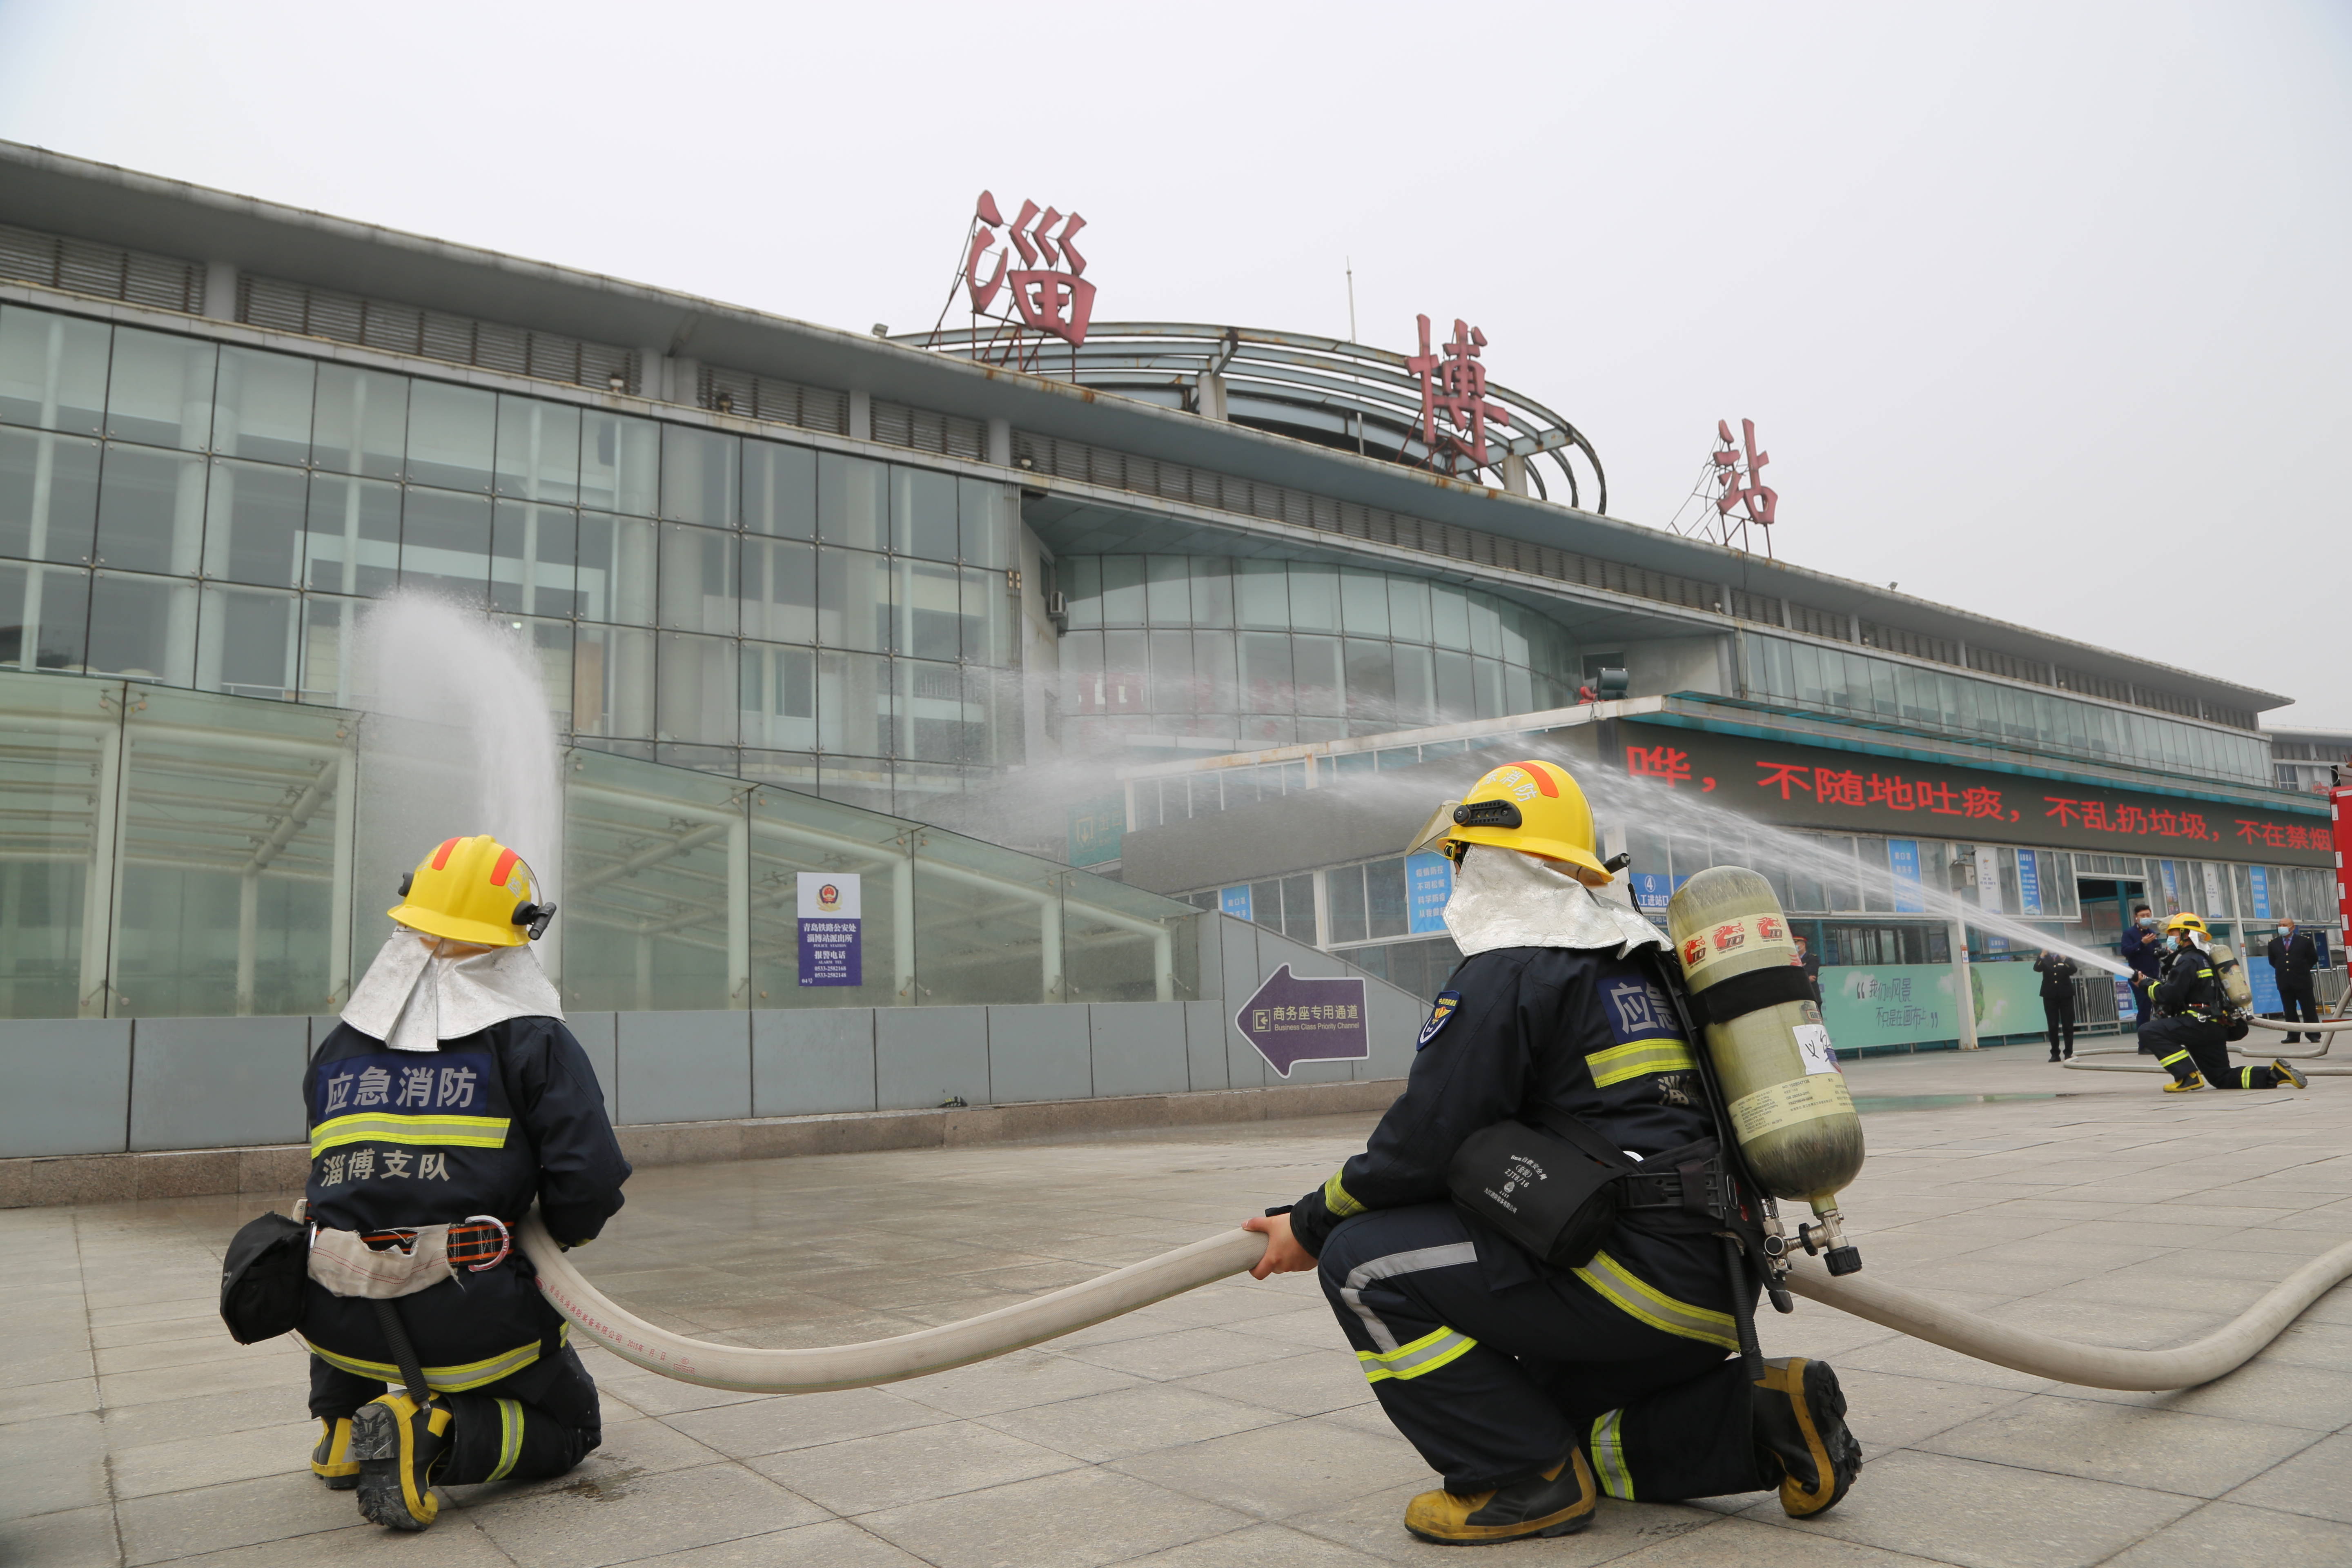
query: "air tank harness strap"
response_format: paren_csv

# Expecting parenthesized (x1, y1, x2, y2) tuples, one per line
(1681, 964, 1817, 1027)
(1615, 1156, 1737, 1225)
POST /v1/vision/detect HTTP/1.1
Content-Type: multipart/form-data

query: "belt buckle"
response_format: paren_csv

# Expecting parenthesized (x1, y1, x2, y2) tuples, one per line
(455, 1214, 512, 1272)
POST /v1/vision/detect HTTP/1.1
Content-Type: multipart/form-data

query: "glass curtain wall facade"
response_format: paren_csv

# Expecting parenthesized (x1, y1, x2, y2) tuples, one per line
(1741, 633, 2267, 785)
(0, 670, 1196, 1020)
(0, 302, 1022, 821)
(1056, 554, 1579, 750)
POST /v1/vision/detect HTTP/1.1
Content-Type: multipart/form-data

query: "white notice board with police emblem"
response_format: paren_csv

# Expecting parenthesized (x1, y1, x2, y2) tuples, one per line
(797, 873, 862, 987)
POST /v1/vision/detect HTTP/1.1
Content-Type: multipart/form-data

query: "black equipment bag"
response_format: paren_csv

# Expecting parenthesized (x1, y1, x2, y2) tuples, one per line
(220, 1211, 309, 1344)
(1448, 1096, 1732, 1270)
(1448, 1116, 1628, 1270)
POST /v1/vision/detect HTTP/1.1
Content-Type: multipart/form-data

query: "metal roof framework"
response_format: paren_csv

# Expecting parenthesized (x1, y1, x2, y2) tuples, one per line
(898, 322, 1607, 511)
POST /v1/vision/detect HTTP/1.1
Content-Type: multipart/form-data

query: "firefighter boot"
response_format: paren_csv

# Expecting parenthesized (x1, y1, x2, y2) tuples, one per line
(310, 1416, 360, 1489)
(350, 1392, 453, 1531)
(1403, 1449, 1599, 1545)
(2163, 1073, 2206, 1093)
(1753, 1357, 1862, 1518)
(2274, 1060, 2309, 1089)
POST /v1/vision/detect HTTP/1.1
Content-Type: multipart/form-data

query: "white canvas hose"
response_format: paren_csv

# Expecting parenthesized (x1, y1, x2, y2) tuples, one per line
(519, 1212, 2352, 1396)
(2065, 1012, 2352, 1072)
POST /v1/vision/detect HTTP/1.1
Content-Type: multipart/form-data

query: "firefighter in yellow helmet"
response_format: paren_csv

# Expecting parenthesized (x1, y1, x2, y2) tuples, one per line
(297, 835, 630, 1531)
(2145, 912, 2306, 1094)
(1244, 759, 1860, 1544)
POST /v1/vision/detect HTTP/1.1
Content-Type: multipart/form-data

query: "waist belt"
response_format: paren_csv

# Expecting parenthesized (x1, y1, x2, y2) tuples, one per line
(358, 1217, 513, 1271)
(307, 1215, 513, 1301)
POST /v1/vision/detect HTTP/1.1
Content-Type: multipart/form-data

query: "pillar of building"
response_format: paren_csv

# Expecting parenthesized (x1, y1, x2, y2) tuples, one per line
(848, 388, 872, 441)
(202, 260, 238, 321)
(1951, 918, 1979, 1050)
(1196, 372, 1228, 422)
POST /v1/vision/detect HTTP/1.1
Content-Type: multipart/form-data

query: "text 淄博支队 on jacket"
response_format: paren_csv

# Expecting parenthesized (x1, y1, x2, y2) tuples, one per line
(297, 1016, 630, 1390)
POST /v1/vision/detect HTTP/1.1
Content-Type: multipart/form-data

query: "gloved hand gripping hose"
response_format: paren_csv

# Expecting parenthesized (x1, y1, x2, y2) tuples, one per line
(518, 1212, 2352, 1396)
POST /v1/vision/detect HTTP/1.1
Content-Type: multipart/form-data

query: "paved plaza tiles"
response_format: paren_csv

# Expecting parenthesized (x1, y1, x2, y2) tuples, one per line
(9, 1040, 2352, 1568)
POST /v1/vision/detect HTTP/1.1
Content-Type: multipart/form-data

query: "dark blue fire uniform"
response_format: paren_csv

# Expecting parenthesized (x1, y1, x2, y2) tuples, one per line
(2144, 943, 2287, 1090)
(301, 1016, 630, 1486)
(1286, 944, 1771, 1501)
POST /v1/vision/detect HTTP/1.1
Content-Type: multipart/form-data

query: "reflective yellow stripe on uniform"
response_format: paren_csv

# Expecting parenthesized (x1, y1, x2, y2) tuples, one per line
(2196, 968, 2214, 978)
(2241, 1067, 2256, 1088)
(1356, 1325, 1478, 1383)
(2159, 1050, 2192, 1067)
(1587, 1038, 1696, 1089)
(487, 1398, 524, 1481)
(298, 1325, 566, 1393)
(1589, 1408, 1633, 1499)
(1322, 1170, 1365, 1219)
(310, 1113, 512, 1156)
(1571, 1250, 1739, 1349)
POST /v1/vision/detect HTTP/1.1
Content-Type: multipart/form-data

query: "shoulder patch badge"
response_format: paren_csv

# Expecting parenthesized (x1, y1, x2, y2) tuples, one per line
(1418, 991, 1461, 1049)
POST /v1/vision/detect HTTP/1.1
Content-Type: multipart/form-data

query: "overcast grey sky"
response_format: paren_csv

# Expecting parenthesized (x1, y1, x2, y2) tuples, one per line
(3, 0, 2346, 727)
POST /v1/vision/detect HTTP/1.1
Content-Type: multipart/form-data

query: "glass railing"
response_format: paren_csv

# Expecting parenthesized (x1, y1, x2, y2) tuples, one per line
(0, 668, 1199, 1020)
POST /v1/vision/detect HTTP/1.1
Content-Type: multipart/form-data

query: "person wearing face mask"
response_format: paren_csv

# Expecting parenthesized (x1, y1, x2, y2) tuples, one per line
(2032, 949, 2079, 1062)
(2265, 919, 2319, 1045)
(2143, 912, 2306, 1094)
(2119, 904, 2162, 1049)
(296, 835, 630, 1532)
(1242, 760, 1860, 1546)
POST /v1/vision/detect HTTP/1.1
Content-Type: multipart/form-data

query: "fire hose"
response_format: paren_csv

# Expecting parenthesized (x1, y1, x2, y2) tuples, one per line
(517, 1204, 2352, 1398)
(2064, 1010, 2352, 1073)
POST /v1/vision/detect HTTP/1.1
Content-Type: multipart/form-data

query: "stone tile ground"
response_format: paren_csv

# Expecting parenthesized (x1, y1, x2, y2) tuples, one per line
(9, 1039, 2352, 1567)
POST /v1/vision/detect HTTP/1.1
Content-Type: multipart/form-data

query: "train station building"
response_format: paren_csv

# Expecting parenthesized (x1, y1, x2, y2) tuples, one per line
(0, 141, 2340, 1172)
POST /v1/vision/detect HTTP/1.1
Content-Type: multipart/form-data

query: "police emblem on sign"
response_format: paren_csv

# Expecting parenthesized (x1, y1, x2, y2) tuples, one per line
(1419, 991, 1461, 1049)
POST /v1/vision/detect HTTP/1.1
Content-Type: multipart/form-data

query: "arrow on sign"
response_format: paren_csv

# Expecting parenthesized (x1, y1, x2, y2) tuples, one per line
(1235, 964, 1370, 1078)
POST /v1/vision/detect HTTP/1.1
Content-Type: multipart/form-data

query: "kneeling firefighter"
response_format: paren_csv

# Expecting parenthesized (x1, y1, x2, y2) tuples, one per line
(1243, 760, 1861, 1546)
(2143, 912, 2306, 1094)
(300, 835, 630, 1531)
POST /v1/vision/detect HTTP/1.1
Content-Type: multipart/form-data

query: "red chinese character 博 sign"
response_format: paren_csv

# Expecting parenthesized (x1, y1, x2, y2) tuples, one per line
(1407, 316, 1514, 471)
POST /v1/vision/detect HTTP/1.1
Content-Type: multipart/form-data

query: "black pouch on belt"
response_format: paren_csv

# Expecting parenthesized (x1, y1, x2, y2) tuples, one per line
(1448, 1114, 1635, 1270)
(219, 1211, 309, 1344)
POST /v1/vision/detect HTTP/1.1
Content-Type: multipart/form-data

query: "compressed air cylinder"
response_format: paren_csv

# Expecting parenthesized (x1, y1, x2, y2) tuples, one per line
(2210, 941, 2253, 1012)
(1667, 866, 1864, 1214)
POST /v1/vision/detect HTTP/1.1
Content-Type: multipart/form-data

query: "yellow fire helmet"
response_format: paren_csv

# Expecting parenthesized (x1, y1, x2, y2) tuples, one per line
(1410, 759, 1613, 886)
(2163, 911, 2208, 936)
(388, 834, 556, 947)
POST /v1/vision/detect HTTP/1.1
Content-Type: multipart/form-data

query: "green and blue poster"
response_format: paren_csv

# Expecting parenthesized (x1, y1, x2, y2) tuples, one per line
(1817, 961, 2044, 1050)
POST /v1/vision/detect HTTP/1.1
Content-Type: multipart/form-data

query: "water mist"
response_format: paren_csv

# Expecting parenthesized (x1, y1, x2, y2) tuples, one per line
(348, 592, 566, 979)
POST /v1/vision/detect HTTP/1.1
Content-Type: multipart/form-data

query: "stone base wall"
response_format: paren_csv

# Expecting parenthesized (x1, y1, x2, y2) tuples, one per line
(0, 1077, 1405, 1210)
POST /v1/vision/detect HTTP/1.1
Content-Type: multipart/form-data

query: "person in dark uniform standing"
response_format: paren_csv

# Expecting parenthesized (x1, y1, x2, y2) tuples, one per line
(2266, 919, 2319, 1044)
(2144, 912, 2307, 1094)
(2120, 904, 2161, 1049)
(1243, 760, 1860, 1546)
(1793, 934, 1824, 1004)
(2032, 949, 2078, 1061)
(300, 834, 630, 1532)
